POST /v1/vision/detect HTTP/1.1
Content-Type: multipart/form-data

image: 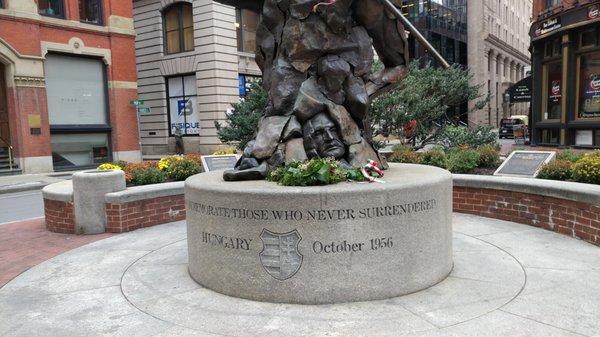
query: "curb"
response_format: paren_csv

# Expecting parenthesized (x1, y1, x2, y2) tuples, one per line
(0, 182, 50, 195)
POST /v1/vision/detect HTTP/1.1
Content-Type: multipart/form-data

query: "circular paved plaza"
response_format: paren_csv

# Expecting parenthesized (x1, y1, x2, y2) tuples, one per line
(1, 213, 599, 337)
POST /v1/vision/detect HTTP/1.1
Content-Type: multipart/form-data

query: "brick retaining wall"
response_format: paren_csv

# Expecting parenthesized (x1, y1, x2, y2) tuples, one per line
(453, 185, 600, 247)
(43, 199, 75, 234)
(105, 195, 186, 233)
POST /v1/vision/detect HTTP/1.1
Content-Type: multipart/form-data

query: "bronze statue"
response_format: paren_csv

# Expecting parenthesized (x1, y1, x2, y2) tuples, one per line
(219, 0, 412, 181)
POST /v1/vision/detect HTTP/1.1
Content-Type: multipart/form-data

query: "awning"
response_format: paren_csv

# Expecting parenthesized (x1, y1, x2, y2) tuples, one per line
(507, 76, 532, 103)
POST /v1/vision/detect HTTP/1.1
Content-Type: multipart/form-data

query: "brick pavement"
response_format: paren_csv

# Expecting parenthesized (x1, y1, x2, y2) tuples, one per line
(0, 218, 112, 288)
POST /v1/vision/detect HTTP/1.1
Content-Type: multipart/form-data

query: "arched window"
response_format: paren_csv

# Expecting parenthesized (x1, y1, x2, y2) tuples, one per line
(163, 3, 194, 54)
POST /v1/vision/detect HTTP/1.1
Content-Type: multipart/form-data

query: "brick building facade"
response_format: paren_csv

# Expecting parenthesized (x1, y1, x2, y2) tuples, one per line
(0, 0, 141, 174)
(530, 0, 600, 147)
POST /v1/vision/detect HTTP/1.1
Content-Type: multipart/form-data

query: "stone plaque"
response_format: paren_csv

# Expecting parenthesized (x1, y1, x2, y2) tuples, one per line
(201, 155, 240, 172)
(494, 151, 556, 178)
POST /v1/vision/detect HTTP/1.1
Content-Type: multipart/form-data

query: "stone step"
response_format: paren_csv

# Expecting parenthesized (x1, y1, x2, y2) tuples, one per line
(0, 168, 22, 176)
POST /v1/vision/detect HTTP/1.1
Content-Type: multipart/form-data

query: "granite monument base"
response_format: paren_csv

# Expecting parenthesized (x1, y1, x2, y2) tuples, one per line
(185, 164, 453, 304)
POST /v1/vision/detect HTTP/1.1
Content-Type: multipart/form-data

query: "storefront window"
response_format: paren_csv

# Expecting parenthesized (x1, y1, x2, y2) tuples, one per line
(236, 8, 258, 53)
(543, 61, 562, 120)
(45, 54, 108, 125)
(596, 130, 600, 146)
(51, 133, 109, 168)
(39, 0, 65, 18)
(163, 3, 194, 54)
(540, 129, 559, 144)
(167, 75, 200, 136)
(580, 28, 597, 48)
(79, 0, 103, 25)
(578, 52, 600, 119)
(45, 54, 109, 169)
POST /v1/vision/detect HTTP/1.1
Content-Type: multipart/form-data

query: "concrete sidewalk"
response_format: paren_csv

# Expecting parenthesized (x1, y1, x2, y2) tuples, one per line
(1, 214, 599, 336)
(0, 171, 75, 195)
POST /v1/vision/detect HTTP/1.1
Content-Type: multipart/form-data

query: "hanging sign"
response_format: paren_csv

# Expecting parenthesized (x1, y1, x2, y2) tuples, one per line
(535, 17, 561, 37)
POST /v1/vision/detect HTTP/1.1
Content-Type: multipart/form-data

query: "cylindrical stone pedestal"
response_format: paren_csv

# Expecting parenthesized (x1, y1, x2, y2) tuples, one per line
(73, 170, 126, 234)
(186, 163, 453, 304)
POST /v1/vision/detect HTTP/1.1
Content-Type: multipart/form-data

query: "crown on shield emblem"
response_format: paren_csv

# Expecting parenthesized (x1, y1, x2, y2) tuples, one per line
(259, 229, 303, 281)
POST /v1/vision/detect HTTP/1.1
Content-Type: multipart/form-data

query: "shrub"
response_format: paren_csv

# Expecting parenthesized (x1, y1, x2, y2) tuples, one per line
(185, 153, 203, 167)
(215, 81, 267, 150)
(129, 167, 167, 186)
(421, 147, 447, 169)
(447, 149, 480, 174)
(213, 148, 237, 155)
(572, 154, 600, 185)
(123, 161, 158, 184)
(388, 145, 421, 164)
(268, 158, 365, 186)
(556, 150, 583, 163)
(477, 144, 500, 168)
(166, 158, 202, 181)
(537, 160, 573, 181)
(440, 125, 498, 149)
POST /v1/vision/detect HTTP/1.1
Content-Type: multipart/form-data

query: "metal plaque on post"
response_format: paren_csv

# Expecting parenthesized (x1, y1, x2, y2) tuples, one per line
(494, 151, 556, 178)
(201, 155, 241, 172)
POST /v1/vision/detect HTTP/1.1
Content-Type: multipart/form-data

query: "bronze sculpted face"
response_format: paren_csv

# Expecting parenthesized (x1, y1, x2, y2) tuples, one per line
(303, 113, 345, 159)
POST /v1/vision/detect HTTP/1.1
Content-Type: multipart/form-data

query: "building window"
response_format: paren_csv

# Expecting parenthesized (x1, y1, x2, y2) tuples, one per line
(577, 51, 600, 119)
(163, 3, 194, 54)
(51, 133, 110, 168)
(540, 129, 559, 144)
(167, 75, 200, 136)
(79, 0, 103, 25)
(238, 74, 261, 97)
(542, 61, 562, 120)
(545, 0, 561, 9)
(580, 28, 598, 49)
(38, 0, 65, 18)
(45, 54, 110, 169)
(236, 8, 258, 53)
(0, 0, 4, 9)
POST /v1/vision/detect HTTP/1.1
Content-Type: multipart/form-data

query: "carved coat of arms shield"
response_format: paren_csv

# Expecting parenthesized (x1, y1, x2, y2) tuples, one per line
(259, 229, 303, 281)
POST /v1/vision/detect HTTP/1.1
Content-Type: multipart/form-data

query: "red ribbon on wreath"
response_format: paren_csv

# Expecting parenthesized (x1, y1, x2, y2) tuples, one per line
(361, 160, 385, 183)
(312, 0, 337, 13)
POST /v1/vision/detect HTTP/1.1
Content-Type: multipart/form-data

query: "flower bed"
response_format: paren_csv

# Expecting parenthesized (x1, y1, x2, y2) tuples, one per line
(98, 154, 203, 186)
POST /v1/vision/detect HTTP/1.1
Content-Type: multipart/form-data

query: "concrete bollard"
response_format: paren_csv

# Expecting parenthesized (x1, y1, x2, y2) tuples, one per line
(72, 170, 126, 234)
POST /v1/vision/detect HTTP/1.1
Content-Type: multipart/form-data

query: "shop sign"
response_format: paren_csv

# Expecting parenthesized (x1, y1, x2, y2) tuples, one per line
(588, 5, 599, 20)
(508, 76, 532, 103)
(171, 98, 201, 135)
(581, 74, 600, 118)
(535, 17, 561, 37)
(551, 80, 561, 98)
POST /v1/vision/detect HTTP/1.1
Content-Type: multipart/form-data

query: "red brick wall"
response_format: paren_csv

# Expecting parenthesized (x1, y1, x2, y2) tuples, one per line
(0, 0, 139, 165)
(454, 187, 600, 246)
(43, 199, 75, 234)
(533, 0, 596, 21)
(105, 195, 186, 233)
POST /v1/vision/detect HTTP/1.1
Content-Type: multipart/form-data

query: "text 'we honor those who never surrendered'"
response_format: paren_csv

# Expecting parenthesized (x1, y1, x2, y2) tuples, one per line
(188, 199, 438, 222)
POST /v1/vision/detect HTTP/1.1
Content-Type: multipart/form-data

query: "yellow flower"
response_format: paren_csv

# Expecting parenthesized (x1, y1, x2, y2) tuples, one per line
(158, 155, 184, 171)
(97, 163, 123, 171)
